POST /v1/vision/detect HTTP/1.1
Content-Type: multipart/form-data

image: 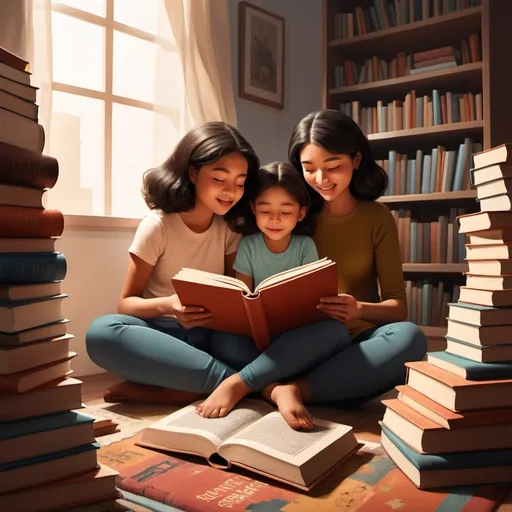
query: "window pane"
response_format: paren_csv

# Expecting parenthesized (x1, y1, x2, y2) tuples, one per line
(52, 12, 105, 91)
(113, 32, 156, 103)
(47, 92, 105, 215)
(52, 0, 105, 17)
(111, 103, 177, 218)
(114, 0, 159, 34)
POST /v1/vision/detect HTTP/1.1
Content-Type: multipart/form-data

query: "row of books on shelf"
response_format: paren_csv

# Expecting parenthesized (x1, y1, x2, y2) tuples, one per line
(379, 138, 479, 195)
(332, 0, 480, 41)
(405, 280, 458, 327)
(0, 45, 120, 510)
(332, 36, 480, 88)
(340, 89, 482, 135)
(392, 208, 467, 263)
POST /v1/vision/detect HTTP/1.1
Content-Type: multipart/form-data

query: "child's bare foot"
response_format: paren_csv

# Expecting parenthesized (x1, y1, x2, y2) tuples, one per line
(196, 374, 251, 418)
(269, 383, 314, 431)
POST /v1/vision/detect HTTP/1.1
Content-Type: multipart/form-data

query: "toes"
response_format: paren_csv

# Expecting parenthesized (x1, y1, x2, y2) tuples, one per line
(219, 407, 229, 417)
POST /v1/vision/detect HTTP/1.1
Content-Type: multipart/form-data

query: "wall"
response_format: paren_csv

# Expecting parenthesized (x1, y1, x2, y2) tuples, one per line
(229, 0, 323, 164)
(71, 0, 323, 376)
(55, 221, 136, 376)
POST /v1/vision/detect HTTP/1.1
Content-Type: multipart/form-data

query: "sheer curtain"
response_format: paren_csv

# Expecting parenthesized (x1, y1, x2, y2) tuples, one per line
(164, 0, 237, 128)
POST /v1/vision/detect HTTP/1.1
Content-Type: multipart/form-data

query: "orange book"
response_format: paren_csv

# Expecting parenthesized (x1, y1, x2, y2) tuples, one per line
(0, 205, 64, 238)
(405, 361, 512, 412)
(172, 259, 337, 351)
(396, 384, 512, 429)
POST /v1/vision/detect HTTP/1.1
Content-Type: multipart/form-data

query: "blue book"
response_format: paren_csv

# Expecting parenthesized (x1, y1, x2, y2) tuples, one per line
(380, 423, 512, 488)
(0, 252, 67, 285)
(0, 411, 94, 440)
(428, 350, 512, 380)
(120, 490, 183, 512)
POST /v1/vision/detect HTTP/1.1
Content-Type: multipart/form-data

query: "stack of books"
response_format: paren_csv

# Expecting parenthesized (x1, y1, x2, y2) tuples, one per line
(379, 143, 512, 490)
(0, 46, 119, 510)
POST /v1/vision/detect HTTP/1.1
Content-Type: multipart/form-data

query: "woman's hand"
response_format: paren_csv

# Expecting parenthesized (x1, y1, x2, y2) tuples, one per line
(168, 294, 212, 328)
(317, 294, 362, 323)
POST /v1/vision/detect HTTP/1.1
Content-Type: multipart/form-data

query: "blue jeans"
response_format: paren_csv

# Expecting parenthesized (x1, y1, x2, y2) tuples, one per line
(86, 315, 350, 393)
(86, 315, 427, 404)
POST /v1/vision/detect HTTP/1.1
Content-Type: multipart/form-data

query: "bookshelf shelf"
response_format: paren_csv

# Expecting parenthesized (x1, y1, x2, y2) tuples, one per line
(402, 263, 467, 273)
(329, 63, 483, 103)
(367, 121, 483, 155)
(379, 190, 476, 204)
(328, 6, 482, 58)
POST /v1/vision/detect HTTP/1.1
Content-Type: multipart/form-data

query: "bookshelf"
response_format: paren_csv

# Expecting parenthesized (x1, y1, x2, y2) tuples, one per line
(323, 0, 512, 343)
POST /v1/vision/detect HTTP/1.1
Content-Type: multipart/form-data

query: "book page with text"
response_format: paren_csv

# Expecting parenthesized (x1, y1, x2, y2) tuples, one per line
(173, 268, 251, 294)
(222, 411, 352, 465)
(156, 400, 274, 448)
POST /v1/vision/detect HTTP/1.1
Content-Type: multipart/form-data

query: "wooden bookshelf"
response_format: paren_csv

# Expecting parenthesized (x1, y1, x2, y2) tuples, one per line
(329, 62, 482, 102)
(379, 190, 476, 204)
(323, 0, 512, 336)
(367, 121, 483, 155)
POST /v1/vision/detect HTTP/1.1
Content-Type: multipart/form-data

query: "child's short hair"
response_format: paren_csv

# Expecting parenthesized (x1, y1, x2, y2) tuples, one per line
(241, 161, 316, 236)
(142, 122, 259, 224)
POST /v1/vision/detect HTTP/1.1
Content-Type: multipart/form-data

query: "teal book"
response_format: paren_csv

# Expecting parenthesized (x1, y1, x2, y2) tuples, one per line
(0, 411, 94, 441)
(428, 350, 512, 380)
(448, 302, 512, 326)
(380, 424, 512, 470)
(0, 252, 67, 285)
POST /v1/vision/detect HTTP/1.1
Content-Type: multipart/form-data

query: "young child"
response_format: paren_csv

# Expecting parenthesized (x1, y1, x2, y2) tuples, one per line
(196, 162, 350, 429)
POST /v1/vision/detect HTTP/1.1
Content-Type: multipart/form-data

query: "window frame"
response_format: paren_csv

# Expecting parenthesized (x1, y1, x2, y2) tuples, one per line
(50, 0, 178, 217)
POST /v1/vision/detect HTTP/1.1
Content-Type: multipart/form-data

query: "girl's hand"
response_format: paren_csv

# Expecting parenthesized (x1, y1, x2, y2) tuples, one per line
(317, 294, 362, 323)
(169, 294, 212, 328)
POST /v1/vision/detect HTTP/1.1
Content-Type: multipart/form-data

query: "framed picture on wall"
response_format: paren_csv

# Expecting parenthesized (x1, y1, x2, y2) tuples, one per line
(238, 1, 285, 110)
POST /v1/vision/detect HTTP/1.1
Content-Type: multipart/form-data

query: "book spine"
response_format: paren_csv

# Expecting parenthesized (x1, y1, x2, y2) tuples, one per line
(0, 140, 59, 190)
(243, 296, 271, 351)
(0, 252, 67, 285)
(0, 205, 64, 237)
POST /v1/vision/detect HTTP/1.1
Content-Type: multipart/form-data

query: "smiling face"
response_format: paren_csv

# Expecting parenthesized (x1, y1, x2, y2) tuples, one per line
(300, 143, 360, 204)
(252, 186, 306, 242)
(190, 152, 248, 216)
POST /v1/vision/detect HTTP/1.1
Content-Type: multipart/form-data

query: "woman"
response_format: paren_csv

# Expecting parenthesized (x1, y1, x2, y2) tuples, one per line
(281, 108, 428, 406)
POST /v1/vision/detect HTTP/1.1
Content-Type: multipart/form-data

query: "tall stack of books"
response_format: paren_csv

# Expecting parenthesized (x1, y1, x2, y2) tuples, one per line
(379, 143, 512, 490)
(0, 47, 119, 510)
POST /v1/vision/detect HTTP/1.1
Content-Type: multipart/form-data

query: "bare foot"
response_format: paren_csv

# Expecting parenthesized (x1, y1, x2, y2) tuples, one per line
(196, 374, 251, 418)
(268, 382, 314, 431)
(103, 381, 205, 405)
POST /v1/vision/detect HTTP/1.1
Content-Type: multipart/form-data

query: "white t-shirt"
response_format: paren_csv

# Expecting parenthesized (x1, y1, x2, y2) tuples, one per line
(129, 210, 241, 299)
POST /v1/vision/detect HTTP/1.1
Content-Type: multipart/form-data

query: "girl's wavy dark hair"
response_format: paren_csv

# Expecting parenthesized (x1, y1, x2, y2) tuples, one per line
(142, 121, 260, 224)
(240, 161, 316, 237)
(288, 109, 388, 213)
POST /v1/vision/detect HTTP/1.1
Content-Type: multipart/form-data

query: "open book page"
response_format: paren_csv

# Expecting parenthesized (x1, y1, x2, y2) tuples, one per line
(219, 411, 352, 466)
(173, 268, 251, 294)
(255, 258, 331, 292)
(147, 399, 274, 450)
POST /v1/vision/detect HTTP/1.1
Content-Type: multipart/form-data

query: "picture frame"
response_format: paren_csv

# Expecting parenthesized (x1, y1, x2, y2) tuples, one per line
(238, 1, 285, 110)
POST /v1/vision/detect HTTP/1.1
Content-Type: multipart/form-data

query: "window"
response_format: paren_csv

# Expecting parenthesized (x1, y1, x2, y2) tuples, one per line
(48, 0, 186, 218)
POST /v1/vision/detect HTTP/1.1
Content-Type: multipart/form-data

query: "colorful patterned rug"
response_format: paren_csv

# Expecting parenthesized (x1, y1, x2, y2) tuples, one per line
(98, 436, 512, 512)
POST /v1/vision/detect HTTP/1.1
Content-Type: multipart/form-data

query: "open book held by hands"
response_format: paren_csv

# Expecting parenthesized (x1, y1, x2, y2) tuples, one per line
(137, 399, 361, 491)
(172, 258, 338, 350)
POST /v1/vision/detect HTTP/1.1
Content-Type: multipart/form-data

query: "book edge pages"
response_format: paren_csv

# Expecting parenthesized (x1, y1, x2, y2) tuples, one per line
(255, 258, 332, 292)
(173, 269, 250, 294)
(231, 442, 363, 491)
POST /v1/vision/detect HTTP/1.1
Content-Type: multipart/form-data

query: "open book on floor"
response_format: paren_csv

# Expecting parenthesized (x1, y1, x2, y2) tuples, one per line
(172, 258, 338, 350)
(136, 399, 361, 491)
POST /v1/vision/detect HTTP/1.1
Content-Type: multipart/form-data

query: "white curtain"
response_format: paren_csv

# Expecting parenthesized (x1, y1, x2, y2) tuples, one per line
(164, 0, 237, 128)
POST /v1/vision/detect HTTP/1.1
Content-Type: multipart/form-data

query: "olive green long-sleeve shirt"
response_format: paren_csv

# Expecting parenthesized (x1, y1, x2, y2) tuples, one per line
(314, 200, 407, 340)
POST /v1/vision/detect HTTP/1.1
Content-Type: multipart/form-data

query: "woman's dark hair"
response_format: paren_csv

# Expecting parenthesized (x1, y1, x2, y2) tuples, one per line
(241, 161, 316, 237)
(142, 121, 260, 223)
(288, 109, 388, 213)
